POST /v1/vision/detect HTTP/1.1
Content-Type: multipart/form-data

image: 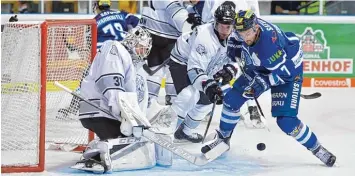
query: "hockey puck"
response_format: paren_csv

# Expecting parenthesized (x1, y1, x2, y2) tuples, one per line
(257, 143, 266, 151)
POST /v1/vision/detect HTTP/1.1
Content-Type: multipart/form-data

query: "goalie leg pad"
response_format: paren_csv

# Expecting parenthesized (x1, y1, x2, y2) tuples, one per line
(76, 137, 156, 173)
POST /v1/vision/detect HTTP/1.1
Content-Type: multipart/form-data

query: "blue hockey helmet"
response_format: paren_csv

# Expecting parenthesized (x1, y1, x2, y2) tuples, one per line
(235, 10, 257, 31)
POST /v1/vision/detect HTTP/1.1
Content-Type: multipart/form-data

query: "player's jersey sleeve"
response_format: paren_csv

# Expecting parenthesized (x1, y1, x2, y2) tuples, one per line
(187, 28, 216, 92)
(153, 0, 188, 32)
(123, 12, 140, 29)
(256, 21, 303, 86)
(227, 32, 243, 61)
(170, 31, 193, 64)
(93, 41, 136, 117)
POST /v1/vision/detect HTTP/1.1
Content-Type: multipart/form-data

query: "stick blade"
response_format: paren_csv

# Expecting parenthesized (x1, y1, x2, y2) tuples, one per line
(301, 92, 322, 99)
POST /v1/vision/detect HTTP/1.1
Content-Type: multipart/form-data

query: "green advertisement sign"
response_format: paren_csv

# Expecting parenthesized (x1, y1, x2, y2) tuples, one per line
(275, 23, 355, 78)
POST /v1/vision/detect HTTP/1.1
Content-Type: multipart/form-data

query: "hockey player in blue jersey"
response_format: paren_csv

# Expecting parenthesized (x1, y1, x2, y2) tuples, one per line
(93, 0, 139, 49)
(186, 0, 264, 127)
(201, 10, 336, 167)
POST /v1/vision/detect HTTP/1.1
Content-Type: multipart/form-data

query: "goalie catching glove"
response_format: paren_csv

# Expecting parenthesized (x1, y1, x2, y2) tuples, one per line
(202, 79, 223, 104)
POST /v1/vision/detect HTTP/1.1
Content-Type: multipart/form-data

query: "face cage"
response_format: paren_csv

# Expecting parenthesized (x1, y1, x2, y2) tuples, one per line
(124, 35, 152, 61)
(135, 44, 152, 60)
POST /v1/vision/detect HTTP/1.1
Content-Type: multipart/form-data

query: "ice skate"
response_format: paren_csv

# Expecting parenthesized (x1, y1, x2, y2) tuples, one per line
(312, 145, 336, 167)
(248, 106, 265, 128)
(174, 124, 203, 143)
(71, 158, 106, 174)
(201, 130, 231, 154)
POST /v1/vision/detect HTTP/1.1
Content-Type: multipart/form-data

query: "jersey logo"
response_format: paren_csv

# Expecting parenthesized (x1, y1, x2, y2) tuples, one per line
(206, 53, 231, 77)
(136, 74, 145, 103)
(196, 44, 207, 56)
(272, 31, 277, 43)
(110, 45, 119, 56)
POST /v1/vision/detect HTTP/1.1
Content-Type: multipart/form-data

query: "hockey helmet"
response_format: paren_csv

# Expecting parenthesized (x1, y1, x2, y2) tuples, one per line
(214, 2, 236, 25)
(235, 10, 257, 32)
(121, 27, 152, 60)
(93, 0, 111, 14)
(214, 3, 236, 38)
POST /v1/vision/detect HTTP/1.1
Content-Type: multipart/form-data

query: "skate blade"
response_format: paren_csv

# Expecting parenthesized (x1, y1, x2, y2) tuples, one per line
(71, 163, 105, 174)
(251, 119, 266, 129)
(242, 119, 265, 129)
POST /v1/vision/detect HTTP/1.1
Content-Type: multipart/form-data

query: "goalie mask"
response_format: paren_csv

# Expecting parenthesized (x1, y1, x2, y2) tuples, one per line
(121, 27, 152, 60)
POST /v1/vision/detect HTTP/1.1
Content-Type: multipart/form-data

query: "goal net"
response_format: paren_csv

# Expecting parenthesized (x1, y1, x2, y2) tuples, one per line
(1, 20, 97, 173)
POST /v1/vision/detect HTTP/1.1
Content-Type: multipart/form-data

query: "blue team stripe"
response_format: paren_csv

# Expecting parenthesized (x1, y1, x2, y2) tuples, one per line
(286, 36, 299, 41)
(221, 112, 240, 120)
(296, 126, 309, 142)
(220, 121, 238, 131)
(221, 108, 240, 124)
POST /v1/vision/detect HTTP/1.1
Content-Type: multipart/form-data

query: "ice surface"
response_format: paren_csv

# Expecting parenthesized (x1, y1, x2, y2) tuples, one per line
(2, 88, 355, 176)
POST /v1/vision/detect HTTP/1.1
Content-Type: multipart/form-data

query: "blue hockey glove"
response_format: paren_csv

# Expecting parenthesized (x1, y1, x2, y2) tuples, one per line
(202, 79, 223, 104)
(213, 64, 238, 85)
(243, 75, 269, 99)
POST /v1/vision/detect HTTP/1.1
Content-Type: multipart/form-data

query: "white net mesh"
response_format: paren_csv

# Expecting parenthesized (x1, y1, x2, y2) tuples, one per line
(1, 21, 95, 168)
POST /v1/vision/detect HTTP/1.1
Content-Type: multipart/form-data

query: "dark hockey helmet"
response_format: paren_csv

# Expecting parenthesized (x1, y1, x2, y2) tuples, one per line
(235, 10, 257, 32)
(214, 3, 236, 25)
(93, 0, 111, 13)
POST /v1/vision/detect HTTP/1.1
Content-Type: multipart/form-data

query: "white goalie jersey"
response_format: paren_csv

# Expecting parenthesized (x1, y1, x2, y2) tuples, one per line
(79, 40, 138, 121)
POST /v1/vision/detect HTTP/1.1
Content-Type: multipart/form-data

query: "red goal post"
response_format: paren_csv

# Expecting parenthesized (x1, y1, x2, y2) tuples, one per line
(1, 19, 97, 173)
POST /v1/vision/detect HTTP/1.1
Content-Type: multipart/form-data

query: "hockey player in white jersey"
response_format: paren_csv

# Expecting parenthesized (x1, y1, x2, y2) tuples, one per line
(71, 27, 173, 173)
(139, 0, 202, 108)
(186, 0, 264, 128)
(169, 3, 237, 143)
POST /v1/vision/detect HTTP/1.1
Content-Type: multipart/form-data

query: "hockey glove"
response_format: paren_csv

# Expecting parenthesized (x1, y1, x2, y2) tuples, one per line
(202, 79, 223, 104)
(213, 64, 238, 85)
(9, 15, 18, 22)
(187, 13, 202, 29)
(243, 75, 269, 99)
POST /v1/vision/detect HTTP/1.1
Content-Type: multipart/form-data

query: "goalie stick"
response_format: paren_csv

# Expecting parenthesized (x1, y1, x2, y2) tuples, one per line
(143, 58, 171, 76)
(54, 81, 229, 166)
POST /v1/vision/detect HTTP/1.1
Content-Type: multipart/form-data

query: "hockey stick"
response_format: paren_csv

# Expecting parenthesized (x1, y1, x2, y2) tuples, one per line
(234, 60, 271, 131)
(202, 79, 223, 143)
(202, 95, 218, 143)
(143, 58, 171, 76)
(301, 92, 321, 99)
(54, 81, 229, 166)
